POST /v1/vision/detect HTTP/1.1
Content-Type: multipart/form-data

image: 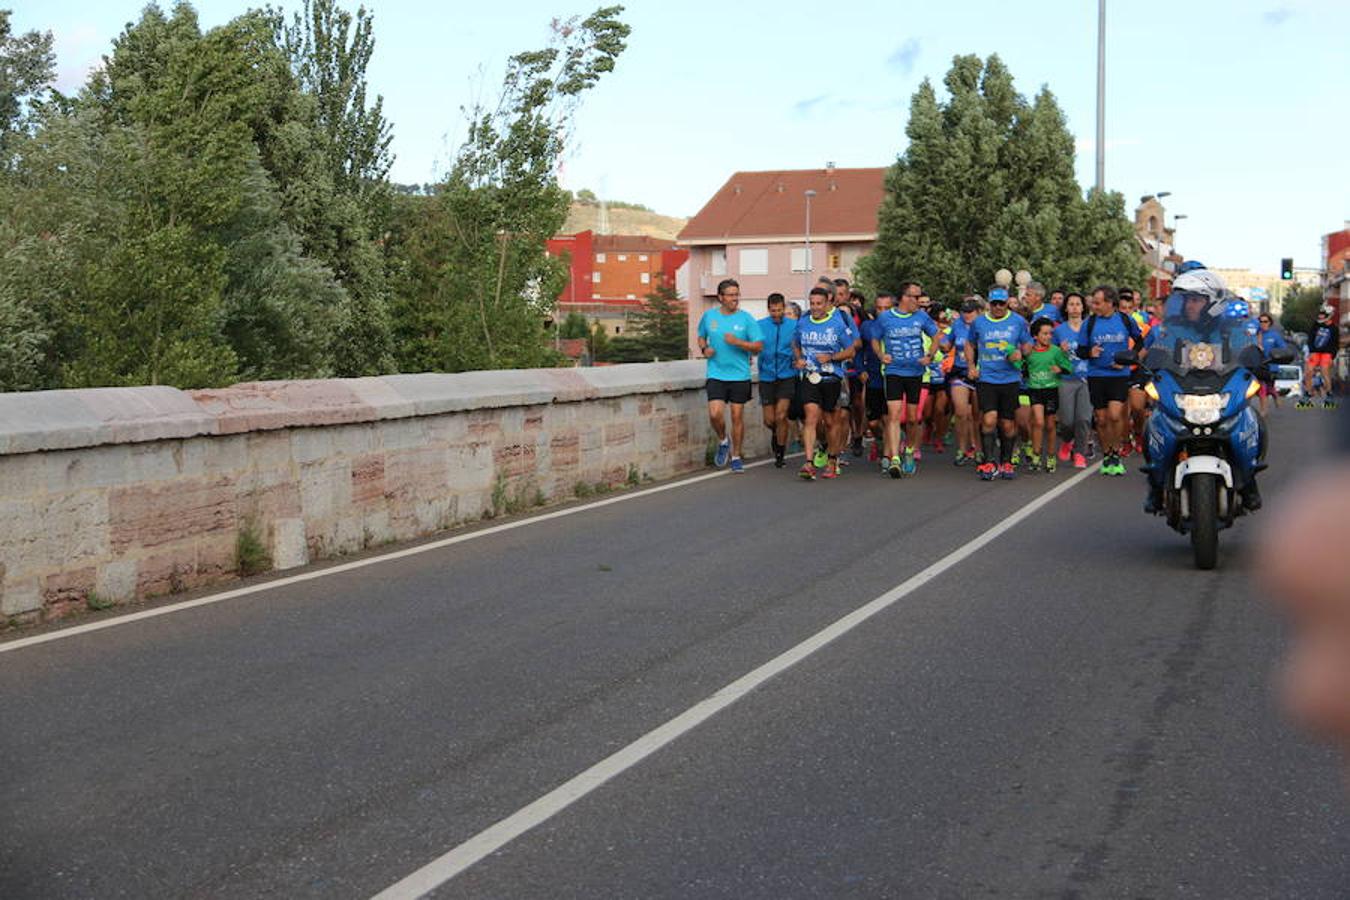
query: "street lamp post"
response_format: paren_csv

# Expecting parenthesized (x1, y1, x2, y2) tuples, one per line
(1095, 0, 1106, 192)
(803, 189, 817, 302)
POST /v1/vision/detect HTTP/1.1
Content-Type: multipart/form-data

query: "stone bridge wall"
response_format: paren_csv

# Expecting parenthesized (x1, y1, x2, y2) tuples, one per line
(0, 362, 762, 625)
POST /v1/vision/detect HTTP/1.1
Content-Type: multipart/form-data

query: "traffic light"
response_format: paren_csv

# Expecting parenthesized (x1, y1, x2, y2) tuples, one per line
(1281, 258, 1294, 280)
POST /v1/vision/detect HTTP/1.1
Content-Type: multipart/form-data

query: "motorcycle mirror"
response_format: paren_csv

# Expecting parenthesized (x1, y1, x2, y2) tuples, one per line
(1236, 345, 1266, 369)
(1269, 346, 1297, 364)
(1113, 350, 1139, 367)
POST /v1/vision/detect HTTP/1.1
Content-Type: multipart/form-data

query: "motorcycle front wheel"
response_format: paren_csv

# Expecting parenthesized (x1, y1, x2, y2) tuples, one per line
(1189, 473, 1219, 570)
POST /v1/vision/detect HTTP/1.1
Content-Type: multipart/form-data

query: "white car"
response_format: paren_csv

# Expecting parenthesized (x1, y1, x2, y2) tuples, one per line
(1273, 364, 1304, 400)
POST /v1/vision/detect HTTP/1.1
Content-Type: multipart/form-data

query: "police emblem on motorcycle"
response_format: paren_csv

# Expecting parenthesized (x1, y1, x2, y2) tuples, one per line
(1187, 342, 1216, 370)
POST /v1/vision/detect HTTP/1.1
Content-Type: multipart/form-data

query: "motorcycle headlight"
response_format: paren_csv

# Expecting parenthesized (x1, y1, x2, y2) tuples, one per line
(1174, 392, 1230, 425)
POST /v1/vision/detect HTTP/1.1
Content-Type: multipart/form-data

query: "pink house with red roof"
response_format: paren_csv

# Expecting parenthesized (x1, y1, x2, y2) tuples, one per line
(677, 166, 885, 356)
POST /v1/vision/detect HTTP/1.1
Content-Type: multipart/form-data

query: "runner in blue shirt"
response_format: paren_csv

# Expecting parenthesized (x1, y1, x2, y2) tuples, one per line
(1052, 293, 1093, 468)
(793, 286, 856, 480)
(872, 281, 938, 477)
(943, 297, 983, 465)
(1021, 281, 1061, 325)
(1077, 284, 1143, 476)
(1254, 311, 1288, 415)
(757, 292, 797, 467)
(859, 295, 891, 470)
(966, 287, 1032, 480)
(696, 278, 764, 473)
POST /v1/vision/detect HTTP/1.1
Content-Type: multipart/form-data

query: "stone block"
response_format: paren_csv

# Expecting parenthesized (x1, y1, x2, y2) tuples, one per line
(350, 453, 386, 505)
(136, 546, 198, 597)
(298, 461, 352, 521)
(44, 445, 131, 493)
(109, 477, 234, 553)
(1, 576, 40, 616)
(385, 447, 449, 505)
(0, 453, 49, 499)
(604, 422, 636, 448)
(246, 430, 294, 469)
(42, 566, 96, 608)
(377, 417, 428, 451)
(271, 518, 309, 570)
(493, 443, 538, 480)
(236, 472, 303, 521)
(41, 491, 111, 566)
(549, 431, 580, 469)
(96, 559, 139, 602)
(362, 509, 392, 548)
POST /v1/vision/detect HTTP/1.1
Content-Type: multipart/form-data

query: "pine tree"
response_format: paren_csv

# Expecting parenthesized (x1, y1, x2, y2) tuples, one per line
(627, 283, 688, 360)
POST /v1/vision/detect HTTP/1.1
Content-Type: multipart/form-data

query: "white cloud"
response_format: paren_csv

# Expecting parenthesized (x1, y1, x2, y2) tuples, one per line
(52, 24, 105, 94)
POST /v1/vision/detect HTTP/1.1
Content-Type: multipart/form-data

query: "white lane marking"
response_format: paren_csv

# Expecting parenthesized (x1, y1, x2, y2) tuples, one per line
(368, 462, 1101, 900)
(1, 457, 779, 655)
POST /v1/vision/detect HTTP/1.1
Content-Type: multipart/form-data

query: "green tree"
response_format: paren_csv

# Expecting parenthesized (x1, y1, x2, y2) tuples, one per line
(626, 282, 688, 360)
(559, 311, 590, 339)
(0, 10, 54, 163)
(387, 6, 629, 373)
(858, 54, 1146, 302)
(1280, 284, 1324, 336)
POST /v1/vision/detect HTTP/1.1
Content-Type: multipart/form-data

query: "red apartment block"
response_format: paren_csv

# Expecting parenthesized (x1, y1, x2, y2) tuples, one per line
(545, 231, 690, 326)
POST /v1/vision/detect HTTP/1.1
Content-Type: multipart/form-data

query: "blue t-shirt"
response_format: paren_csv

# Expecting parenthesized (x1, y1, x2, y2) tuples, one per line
(794, 313, 853, 379)
(946, 318, 973, 372)
(1051, 320, 1090, 380)
(698, 308, 763, 382)
(873, 309, 939, 377)
(757, 315, 798, 381)
(858, 319, 884, 381)
(1024, 303, 1062, 325)
(1257, 328, 1287, 359)
(1082, 312, 1142, 378)
(970, 313, 1032, 385)
(926, 332, 946, 385)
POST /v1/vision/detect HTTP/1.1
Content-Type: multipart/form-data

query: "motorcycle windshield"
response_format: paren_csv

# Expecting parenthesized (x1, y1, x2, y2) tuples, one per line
(1146, 299, 1260, 383)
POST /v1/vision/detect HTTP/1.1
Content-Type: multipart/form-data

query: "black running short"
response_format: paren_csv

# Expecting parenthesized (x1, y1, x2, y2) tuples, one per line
(706, 378, 751, 404)
(802, 377, 843, 413)
(758, 379, 794, 406)
(884, 374, 925, 405)
(1028, 387, 1059, 415)
(1087, 376, 1130, 409)
(976, 381, 1020, 420)
(865, 387, 887, 422)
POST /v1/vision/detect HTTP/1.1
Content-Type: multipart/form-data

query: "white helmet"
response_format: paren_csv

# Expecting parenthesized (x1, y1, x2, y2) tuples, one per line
(1173, 269, 1226, 301)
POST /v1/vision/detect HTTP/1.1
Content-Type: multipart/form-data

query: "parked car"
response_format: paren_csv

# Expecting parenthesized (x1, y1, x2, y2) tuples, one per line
(1274, 364, 1304, 399)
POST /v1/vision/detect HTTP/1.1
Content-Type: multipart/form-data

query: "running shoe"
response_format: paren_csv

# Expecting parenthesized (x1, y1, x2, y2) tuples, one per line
(1134, 435, 1146, 455)
(902, 450, 917, 477)
(977, 461, 998, 481)
(851, 437, 864, 457)
(821, 460, 840, 479)
(1025, 451, 1041, 471)
(1326, 400, 1339, 410)
(954, 451, 969, 467)
(889, 456, 902, 479)
(913, 446, 923, 461)
(730, 457, 744, 474)
(813, 448, 828, 469)
(714, 439, 730, 468)
(999, 462, 1017, 480)
(1100, 453, 1116, 475)
(1119, 440, 1132, 458)
(1045, 457, 1058, 474)
(869, 443, 880, 462)
(774, 446, 786, 468)
(799, 462, 816, 480)
(932, 441, 945, 454)
(1112, 458, 1127, 476)
(1057, 440, 1074, 463)
(1073, 452, 1087, 469)
(1010, 448, 1022, 467)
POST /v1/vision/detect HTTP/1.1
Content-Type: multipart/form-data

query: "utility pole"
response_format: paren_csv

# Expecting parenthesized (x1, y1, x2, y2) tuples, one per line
(1095, 0, 1106, 193)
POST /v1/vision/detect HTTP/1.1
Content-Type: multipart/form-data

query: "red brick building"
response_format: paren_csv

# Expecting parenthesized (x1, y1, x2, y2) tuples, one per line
(1323, 226, 1350, 324)
(545, 231, 689, 335)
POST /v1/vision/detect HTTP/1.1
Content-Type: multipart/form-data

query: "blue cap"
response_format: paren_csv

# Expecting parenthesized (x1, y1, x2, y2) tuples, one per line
(988, 287, 1010, 302)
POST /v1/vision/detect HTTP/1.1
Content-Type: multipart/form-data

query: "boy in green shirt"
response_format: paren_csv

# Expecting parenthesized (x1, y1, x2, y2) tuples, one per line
(1024, 318, 1074, 472)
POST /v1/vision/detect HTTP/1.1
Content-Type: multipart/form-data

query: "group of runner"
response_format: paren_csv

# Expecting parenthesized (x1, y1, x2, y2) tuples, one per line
(700, 275, 1147, 480)
(697, 272, 1323, 482)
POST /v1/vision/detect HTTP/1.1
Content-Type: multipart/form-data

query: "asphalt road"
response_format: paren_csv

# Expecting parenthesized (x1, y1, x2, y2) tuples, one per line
(3, 404, 1347, 899)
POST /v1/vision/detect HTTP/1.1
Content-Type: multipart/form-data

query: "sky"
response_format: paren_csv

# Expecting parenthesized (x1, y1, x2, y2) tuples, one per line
(18, 0, 1349, 275)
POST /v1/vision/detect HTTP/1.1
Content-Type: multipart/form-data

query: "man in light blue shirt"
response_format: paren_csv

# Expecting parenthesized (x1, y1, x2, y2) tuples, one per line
(757, 292, 797, 468)
(697, 278, 763, 472)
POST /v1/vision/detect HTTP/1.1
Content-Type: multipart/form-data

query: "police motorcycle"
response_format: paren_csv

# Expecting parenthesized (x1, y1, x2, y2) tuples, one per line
(1119, 271, 1295, 570)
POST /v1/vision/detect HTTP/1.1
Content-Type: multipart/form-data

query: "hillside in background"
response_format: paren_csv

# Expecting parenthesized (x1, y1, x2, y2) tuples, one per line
(563, 202, 687, 241)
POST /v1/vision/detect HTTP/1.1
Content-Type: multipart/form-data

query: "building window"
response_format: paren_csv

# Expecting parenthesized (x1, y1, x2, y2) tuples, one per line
(739, 248, 769, 276)
(638, 254, 648, 262)
(618, 254, 628, 262)
(592, 272, 601, 283)
(828, 253, 841, 269)
(711, 248, 727, 276)
(640, 272, 650, 284)
(627, 293, 636, 299)
(595, 252, 606, 263)
(615, 325, 622, 334)
(790, 247, 812, 273)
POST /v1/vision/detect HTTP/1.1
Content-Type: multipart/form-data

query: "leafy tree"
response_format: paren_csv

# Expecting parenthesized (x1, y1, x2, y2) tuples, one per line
(626, 282, 688, 360)
(0, 10, 54, 164)
(559, 311, 590, 339)
(1280, 284, 1324, 336)
(387, 6, 629, 373)
(858, 54, 1146, 303)
(588, 320, 610, 361)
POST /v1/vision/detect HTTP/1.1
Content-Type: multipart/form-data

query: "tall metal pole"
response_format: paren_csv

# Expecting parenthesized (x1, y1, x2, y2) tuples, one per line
(804, 189, 816, 302)
(1095, 0, 1106, 193)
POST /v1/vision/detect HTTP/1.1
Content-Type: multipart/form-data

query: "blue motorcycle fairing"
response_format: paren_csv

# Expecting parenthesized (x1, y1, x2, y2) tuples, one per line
(1146, 367, 1261, 491)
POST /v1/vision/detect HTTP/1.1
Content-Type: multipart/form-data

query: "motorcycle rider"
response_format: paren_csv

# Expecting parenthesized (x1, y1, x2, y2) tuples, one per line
(1143, 268, 1265, 514)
